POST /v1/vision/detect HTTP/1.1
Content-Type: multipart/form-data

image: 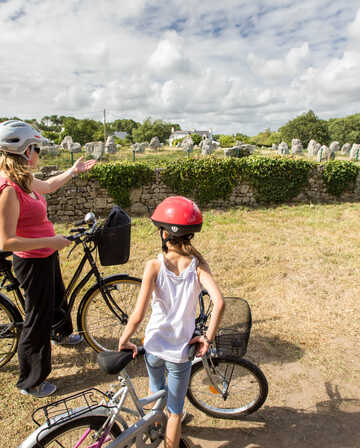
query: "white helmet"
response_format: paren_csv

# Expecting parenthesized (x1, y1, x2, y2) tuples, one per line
(0, 120, 45, 157)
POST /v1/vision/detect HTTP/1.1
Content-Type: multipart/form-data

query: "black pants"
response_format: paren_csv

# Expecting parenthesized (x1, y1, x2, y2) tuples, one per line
(13, 252, 73, 390)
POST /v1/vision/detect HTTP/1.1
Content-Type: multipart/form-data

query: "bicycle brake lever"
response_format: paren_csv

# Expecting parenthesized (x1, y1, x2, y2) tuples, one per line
(66, 236, 81, 259)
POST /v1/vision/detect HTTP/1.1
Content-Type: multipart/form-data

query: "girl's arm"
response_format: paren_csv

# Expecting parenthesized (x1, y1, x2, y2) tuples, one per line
(0, 186, 71, 252)
(32, 157, 96, 194)
(190, 262, 225, 357)
(118, 259, 159, 356)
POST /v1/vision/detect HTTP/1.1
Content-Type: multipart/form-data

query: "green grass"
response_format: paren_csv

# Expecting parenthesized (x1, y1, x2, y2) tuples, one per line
(1, 203, 360, 446)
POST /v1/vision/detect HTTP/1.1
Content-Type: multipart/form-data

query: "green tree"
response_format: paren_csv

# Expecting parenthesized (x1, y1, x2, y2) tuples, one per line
(112, 119, 140, 139)
(60, 117, 103, 145)
(219, 135, 236, 147)
(252, 128, 272, 146)
(279, 110, 330, 146)
(235, 133, 250, 143)
(328, 114, 360, 145)
(132, 118, 179, 143)
(191, 133, 202, 145)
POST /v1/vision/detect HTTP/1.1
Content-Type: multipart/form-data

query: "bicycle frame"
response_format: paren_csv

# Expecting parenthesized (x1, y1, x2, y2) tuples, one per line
(21, 367, 168, 448)
(0, 234, 130, 336)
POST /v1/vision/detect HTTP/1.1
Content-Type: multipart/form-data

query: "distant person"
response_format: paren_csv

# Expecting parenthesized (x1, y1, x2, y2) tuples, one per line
(0, 120, 96, 398)
(118, 196, 225, 448)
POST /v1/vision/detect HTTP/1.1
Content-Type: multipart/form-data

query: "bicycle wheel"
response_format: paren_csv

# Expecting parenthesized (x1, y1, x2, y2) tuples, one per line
(187, 357, 268, 419)
(0, 294, 22, 368)
(29, 415, 122, 447)
(78, 275, 142, 352)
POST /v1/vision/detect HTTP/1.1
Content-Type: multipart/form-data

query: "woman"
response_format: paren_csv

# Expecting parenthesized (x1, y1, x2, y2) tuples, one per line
(0, 120, 96, 398)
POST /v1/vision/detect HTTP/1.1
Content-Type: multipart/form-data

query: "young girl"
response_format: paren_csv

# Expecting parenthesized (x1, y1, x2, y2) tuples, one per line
(118, 196, 225, 448)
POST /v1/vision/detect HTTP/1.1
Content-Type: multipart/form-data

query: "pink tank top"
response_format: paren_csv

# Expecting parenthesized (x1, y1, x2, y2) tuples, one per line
(0, 176, 55, 258)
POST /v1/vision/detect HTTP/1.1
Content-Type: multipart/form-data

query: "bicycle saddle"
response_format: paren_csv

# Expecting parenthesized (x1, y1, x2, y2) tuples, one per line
(97, 347, 145, 374)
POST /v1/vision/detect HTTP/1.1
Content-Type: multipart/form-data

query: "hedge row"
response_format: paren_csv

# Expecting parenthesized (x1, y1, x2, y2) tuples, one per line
(86, 157, 360, 207)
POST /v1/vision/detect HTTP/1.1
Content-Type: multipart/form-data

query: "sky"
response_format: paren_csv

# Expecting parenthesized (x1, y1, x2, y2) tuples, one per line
(1, 0, 360, 135)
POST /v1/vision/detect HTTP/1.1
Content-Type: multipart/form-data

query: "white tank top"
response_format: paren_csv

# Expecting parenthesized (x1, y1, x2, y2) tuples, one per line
(144, 253, 201, 363)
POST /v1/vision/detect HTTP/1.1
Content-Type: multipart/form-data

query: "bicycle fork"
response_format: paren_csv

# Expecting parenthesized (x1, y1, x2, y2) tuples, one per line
(200, 355, 234, 400)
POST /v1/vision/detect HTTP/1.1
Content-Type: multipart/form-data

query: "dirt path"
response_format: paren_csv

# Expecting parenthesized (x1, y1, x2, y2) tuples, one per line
(182, 385, 360, 447)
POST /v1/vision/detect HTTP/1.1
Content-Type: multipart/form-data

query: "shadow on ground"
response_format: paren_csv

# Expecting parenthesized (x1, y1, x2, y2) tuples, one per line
(182, 383, 360, 448)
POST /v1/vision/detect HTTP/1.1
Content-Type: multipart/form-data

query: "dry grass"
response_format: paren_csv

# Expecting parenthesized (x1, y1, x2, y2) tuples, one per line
(1, 203, 360, 447)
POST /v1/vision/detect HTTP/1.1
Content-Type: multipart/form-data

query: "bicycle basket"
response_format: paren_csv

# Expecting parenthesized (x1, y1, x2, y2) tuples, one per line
(97, 206, 131, 266)
(215, 297, 252, 358)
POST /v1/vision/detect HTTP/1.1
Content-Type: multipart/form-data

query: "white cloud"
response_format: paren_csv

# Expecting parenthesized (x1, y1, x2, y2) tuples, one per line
(148, 32, 193, 76)
(1, 1, 360, 134)
(248, 42, 310, 81)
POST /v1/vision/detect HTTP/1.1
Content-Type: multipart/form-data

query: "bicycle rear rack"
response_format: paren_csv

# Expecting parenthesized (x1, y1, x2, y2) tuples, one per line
(32, 388, 114, 428)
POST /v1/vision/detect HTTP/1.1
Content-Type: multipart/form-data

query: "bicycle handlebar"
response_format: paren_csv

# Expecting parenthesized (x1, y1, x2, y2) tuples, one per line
(65, 213, 99, 243)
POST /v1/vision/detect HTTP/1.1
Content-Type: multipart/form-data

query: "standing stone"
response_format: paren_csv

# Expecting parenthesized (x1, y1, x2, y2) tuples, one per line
(278, 141, 289, 155)
(199, 137, 215, 155)
(39, 144, 60, 156)
(61, 136, 73, 150)
(314, 143, 322, 155)
(329, 141, 340, 152)
(149, 136, 161, 151)
(317, 145, 329, 162)
(92, 142, 105, 160)
(341, 143, 351, 154)
(240, 144, 256, 154)
(307, 139, 318, 156)
(224, 147, 236, 157)
(105, 136, 117, 153)
(181, 136, 194, 153)
(69, 142, 82, 153)
(350, 144, 360, 161)
(291, 138, 303, 154)
(131, 142, 147, 153)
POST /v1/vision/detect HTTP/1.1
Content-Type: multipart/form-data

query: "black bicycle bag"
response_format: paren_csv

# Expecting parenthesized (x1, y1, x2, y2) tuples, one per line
(97, 205, 131, 266)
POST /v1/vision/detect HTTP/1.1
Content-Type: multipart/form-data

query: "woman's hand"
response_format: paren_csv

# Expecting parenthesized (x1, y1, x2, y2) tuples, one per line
(48, 235, 72, 251)
(71, 157, 96, 176)
(189, 335, 210, 358)
(118, 341, 138, 358)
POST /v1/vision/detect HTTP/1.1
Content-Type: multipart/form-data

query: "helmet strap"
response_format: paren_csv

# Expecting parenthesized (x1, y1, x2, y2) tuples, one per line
(21, 145, 34, 161)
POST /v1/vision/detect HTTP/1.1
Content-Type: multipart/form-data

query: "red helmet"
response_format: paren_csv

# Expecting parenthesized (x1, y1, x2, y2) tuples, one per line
(151, 196, 202, 237)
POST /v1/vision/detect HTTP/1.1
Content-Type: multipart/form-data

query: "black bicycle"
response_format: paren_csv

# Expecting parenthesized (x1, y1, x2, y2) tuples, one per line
(0, 212, 142, 368)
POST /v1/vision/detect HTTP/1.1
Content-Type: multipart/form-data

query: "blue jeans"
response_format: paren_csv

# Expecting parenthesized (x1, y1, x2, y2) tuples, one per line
(145, 352, 192, 415)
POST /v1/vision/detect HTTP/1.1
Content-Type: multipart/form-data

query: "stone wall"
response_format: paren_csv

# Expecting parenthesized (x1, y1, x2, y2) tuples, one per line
(38, 166, 360, 223)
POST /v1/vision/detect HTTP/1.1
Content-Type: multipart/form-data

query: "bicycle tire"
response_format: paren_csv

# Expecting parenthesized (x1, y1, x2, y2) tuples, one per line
(187, 356, 268, 419)
(0, 293, 22, 368)
(78, 275, 142, 352)
(25, 415, 122, 447)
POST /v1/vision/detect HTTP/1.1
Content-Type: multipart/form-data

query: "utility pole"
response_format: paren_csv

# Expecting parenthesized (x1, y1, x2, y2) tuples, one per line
(103, 109, 107, 144)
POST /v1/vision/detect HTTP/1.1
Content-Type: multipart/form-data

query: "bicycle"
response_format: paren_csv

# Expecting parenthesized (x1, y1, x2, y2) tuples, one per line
(0, 212, 142, 368)
(19, 292, 268, 447)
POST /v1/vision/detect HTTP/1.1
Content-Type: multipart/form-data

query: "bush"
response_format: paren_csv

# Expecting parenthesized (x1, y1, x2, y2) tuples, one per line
(322, 160, 360, 197)
(160, 156, 313, 205)
(87, 162, 154, 207)
(160, 157, 240, 204)
(241, 156, 313, 203)
(86, 157, 360, 208)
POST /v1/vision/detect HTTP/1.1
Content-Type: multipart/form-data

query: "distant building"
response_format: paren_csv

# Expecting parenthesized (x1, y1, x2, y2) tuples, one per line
(169, 128, 213, 147)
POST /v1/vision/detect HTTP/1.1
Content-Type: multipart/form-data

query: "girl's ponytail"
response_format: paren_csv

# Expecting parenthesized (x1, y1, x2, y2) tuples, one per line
(165, 234, 206, 266)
